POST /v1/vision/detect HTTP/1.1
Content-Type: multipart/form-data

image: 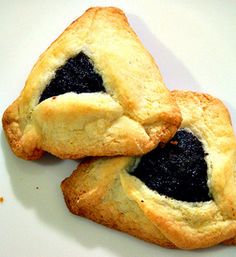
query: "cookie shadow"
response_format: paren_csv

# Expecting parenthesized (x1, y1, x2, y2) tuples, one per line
(128, 14, 201, 91)
(1, 14, 232, 256)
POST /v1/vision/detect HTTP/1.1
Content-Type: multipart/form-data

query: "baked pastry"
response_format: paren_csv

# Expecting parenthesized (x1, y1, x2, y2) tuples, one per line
(61, 91, 236, 249)
(2, 7, 181, 160)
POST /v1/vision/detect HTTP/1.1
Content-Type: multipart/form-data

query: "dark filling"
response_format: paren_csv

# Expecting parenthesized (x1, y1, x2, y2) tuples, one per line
(131, 130, 211, 202)
(39, 52, 105, 103)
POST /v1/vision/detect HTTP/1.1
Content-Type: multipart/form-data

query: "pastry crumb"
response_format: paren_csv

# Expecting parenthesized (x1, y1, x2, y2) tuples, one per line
(0, 197, 4, 203)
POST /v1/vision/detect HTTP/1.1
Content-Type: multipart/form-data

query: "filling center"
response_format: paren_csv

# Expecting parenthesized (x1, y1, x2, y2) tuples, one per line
(39, 52, 105, 103)
(131, 130, 211, 202)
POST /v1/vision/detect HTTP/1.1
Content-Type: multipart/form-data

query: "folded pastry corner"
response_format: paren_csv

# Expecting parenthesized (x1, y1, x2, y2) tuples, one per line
(2, 7, 181, 160)
(61, 90, 236, 249)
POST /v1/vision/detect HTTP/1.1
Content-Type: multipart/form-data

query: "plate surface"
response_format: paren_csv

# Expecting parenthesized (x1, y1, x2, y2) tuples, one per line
(0, 0, 236, 256)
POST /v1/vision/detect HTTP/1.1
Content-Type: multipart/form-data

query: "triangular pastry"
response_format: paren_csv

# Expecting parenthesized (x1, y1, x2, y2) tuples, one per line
(61, 91, 236, 249)
(2, 7, 181, 160)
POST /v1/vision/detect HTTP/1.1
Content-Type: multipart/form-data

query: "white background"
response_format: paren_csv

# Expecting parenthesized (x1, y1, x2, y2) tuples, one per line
(0, 0, 236, 256)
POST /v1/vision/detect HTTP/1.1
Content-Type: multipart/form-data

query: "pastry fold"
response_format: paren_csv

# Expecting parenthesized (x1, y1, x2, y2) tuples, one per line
(2, 7, 181, 160)
(61, 91, 236, 249)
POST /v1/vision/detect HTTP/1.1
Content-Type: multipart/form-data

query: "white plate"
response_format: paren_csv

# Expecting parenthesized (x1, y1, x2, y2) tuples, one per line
(0, 0, 236, 256)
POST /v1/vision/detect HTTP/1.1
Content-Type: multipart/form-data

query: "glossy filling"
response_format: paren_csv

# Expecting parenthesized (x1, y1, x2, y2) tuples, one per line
(39, 52, 105, 102)
(131, 130, 211, 202)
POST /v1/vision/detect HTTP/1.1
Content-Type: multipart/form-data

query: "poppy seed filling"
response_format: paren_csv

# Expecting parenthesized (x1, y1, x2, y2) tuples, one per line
(39, 52, 105, 103)
(131, 130, 211, 202)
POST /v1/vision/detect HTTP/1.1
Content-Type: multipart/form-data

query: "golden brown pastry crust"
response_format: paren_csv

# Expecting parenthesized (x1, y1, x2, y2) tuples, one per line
(2, 7, 181, 160)
(61, 91, 236, 249)
(223, 237, 236, 245)
(61, 157, 176, 248)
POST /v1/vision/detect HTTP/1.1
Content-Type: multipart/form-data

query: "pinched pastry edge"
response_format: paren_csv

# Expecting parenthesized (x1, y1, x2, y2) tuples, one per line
(61, 91, 236, 249)
(2, 7, 181, 160)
